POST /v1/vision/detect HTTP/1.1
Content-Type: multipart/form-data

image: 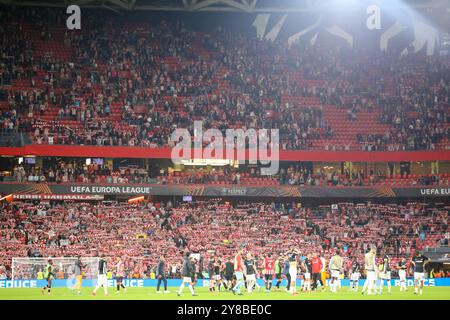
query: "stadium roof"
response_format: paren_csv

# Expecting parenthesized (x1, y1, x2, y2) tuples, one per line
(2, 0, 449, 13)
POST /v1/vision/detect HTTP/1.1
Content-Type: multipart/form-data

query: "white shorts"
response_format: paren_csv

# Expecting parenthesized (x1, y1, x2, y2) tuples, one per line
(351, 272, 360, 281)
(289, 268, 297, 280)
(366, 270, 376, 282)
(331, 270, 340, 278)
(381, 271, 391, 280)
(235, 271, 244, 281)
(399, 270, 406, 281)
(414, 272, 425, 282)
(183, 277, 192, 283)
(97, 274, 108, 287)
(246, 274, 256, 281)
(213, 275, 221, 281)
(304, 272, 311, 280)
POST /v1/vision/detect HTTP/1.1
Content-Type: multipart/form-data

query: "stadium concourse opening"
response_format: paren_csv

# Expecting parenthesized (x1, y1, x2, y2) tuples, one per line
(0, 0, 449, 305)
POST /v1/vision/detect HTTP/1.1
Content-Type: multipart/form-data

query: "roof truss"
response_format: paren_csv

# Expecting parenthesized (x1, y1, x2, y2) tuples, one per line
(1, 0, 447, 13)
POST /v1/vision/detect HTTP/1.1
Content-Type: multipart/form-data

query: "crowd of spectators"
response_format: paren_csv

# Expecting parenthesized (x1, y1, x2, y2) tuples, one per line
(0, 110, 17, 134)
(0, 7, 448, 150)
(277, 166, 450, 187)
(159, 167, 450, 187)
(6, 160, 450, 187)
(0, 199, 448, 279)
(10, 161, 151, 184)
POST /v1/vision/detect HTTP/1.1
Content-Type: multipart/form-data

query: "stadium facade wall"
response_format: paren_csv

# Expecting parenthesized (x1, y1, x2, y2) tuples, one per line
(1, 278, 449, 288)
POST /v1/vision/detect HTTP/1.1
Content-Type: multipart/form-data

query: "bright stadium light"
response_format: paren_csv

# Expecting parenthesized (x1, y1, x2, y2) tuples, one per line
(128, 196, 145, 203)
(0, 194, 13, 202)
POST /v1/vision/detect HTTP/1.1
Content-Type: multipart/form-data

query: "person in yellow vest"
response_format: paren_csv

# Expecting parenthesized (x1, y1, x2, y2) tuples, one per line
(73, 257, 85, 295)
(320, 254, 327, 289)
(41, 259, 55, 295)
(150, 271, 156, 279)
(37, 270, 44, 280)
(107, 270, 113, 279)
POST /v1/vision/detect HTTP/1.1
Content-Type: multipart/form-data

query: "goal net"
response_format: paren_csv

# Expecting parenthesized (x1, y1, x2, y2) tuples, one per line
(12, 257, 99, 288)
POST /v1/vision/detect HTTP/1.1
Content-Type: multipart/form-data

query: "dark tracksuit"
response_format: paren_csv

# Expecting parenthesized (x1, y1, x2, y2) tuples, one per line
(283, 260, 291, 291)
(181, 257, 194, 278)
(156, 260, 167, 291)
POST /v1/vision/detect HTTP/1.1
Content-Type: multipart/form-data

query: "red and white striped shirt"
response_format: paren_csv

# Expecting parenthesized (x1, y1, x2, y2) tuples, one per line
(116, 260, 125, 277)
(264, 258, 275, 275)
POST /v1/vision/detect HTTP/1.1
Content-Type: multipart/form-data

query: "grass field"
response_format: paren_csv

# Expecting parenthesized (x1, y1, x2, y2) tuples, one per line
(1, 286, 450, 300)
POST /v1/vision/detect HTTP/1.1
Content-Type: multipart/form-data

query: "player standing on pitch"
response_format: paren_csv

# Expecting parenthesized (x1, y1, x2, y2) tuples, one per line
(273, 256, 283, 291)
(244, 252, 257, 293)
(92, 255, 109, 296)
(207, 256, 215, 292)
(115, 257, 127, 294)
(302, 253, 312, 293)
(223, 256, 234, 291)
(263, 253, 275, 293)
(73, 256, 85, 295)
(329, 249, 343, 293)
(41, 258, 55, 295)
(177, 252, 197, 296)
(311, 252, 324, 292)
(397, 258, 408, 292)
(212, 257, 224, 292)
(156, 256, 169, 293)
(287, 247, 300, 295)
(232, 247, 245, 295)
(190, 256, 199, 289)
(282, 255, 291, 293)
(361, 246, 377, 295)
(411, 251, 429, 295)
(350, 259, 360, 292)
(379, 254, 391, 294)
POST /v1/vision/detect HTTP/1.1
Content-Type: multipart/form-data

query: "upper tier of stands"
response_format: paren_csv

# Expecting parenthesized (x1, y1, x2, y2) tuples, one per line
(0, 7, 449, 151)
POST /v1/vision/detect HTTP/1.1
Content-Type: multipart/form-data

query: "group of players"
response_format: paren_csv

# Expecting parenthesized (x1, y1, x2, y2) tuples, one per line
(175, 246, 430, 296)
(40, 255, 128, 296)
(39, 246, 430, 297)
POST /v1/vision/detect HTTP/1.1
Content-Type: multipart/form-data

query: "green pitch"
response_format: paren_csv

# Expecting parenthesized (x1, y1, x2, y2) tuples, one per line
(1, 287, 450, 300)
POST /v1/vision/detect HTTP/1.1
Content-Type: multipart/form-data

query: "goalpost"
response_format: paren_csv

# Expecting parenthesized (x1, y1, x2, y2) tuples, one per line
(12, 257, 100, 288)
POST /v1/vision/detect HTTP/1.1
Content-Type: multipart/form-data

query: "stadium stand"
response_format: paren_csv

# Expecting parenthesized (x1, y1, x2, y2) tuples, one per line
(0, 7, 448, 151)
(0, 4, 449, 293)
(3, 160, 450, 186)
(0, 200, 448, 279)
